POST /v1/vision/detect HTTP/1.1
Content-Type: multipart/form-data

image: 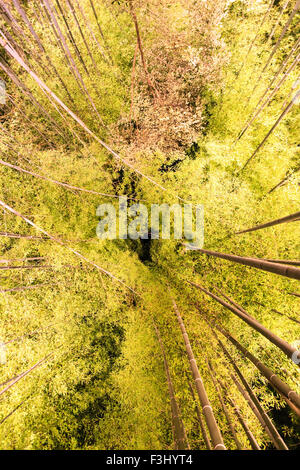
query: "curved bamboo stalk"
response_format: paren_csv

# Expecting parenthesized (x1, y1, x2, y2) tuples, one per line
(187, 378, 212, 450)
(154, 324, 189, 450)
(0, 198, 138, 295)
(0, 34, 188, 204)
(236, 211, 300, 234)
(206, 359, 244, 450)
(0, 158, 140, 201)
(189, 282, 299, 362)
(172, 300, 226, 450)
(187, 249, 300, 281)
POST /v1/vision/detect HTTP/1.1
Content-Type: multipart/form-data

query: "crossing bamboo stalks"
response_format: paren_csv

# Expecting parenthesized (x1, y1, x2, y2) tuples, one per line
(187, 378, 212, 450)
(249, 0, 300, 101)
(187, 249, 300, 281)
(0, 158, 140, 201)
(236, 211, 300, 234)
(207, 320, 289, 450)
(73, 0, 109, 64)
(190, 282, 299, 362)
(237, 0, 275, 77)
(208, 319, 300, 412)
(234, 37, 300, 145)
(0, 199, 138, 295)
(0, 58, 65, 138)
(266, 259, 300, 266)
(242, 88, 300, 170)
(154, 324, 189, 450)
(172, 300, 226, 450)
(213, 286, 251, 317)
(0, 353, 54, 397)
(236, 52, 299, 143)
(66, 0, 100, 75)
(11, 0, 74, 103)
(55, 0, 88, 73)
(217, 375, 261, 450)
(231, 373, 281, 448)
(0, 33, 189, 204)
(206, 359, 244, 450)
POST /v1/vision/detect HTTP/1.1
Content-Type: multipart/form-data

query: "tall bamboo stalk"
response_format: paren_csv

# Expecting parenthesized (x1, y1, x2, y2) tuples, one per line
(190, 282, 299, 362)
(187, 249, 300, 281)
(208, 319, 300, 412)
(128, 0, 160, 101)
(249, 0, 300, 100)
(218, 377, 261, 450)
(0, 353, 54, 397)
(236, 52, 299, 142)
(268, 165, 300, 193)
(43, 0, 105, 126)
(172, 300, 226, 450)
(242, 88, 300, 170)
(233, 36, 300, 145)
(236, 211, 300, 234)
(237, 0, 275, 77)
(207, 323, 289, 450)
(187, 378, 212, 450)
(206, 359, 244, 450)
(154, 324, 189, 450)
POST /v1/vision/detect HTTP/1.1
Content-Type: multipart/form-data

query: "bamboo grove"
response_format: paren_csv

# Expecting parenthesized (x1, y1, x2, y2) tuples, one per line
(0, 0, 299, 450)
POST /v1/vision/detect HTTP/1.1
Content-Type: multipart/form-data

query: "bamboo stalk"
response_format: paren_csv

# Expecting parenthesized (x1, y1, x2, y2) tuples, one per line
(236, 211, 300, 234)
(206, 359, 244, 450)
(172, 300, 226, 450)
(249, 0, 300, 101)
(210, 320, 300, 412)
(0, 158, 139, 200)
(0, 199, 138, 295)
(189, 281, 299, 362)
(237, 0, 275, 77)
(0, 353, 54, 397)
(218, 376, 261, 450)
(242, 88, 300, 170)
(208, 326, 288, 450)
(154, 324, 189, 450)
(187, 249, 300, 281)
(187, 378, 212, 450)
